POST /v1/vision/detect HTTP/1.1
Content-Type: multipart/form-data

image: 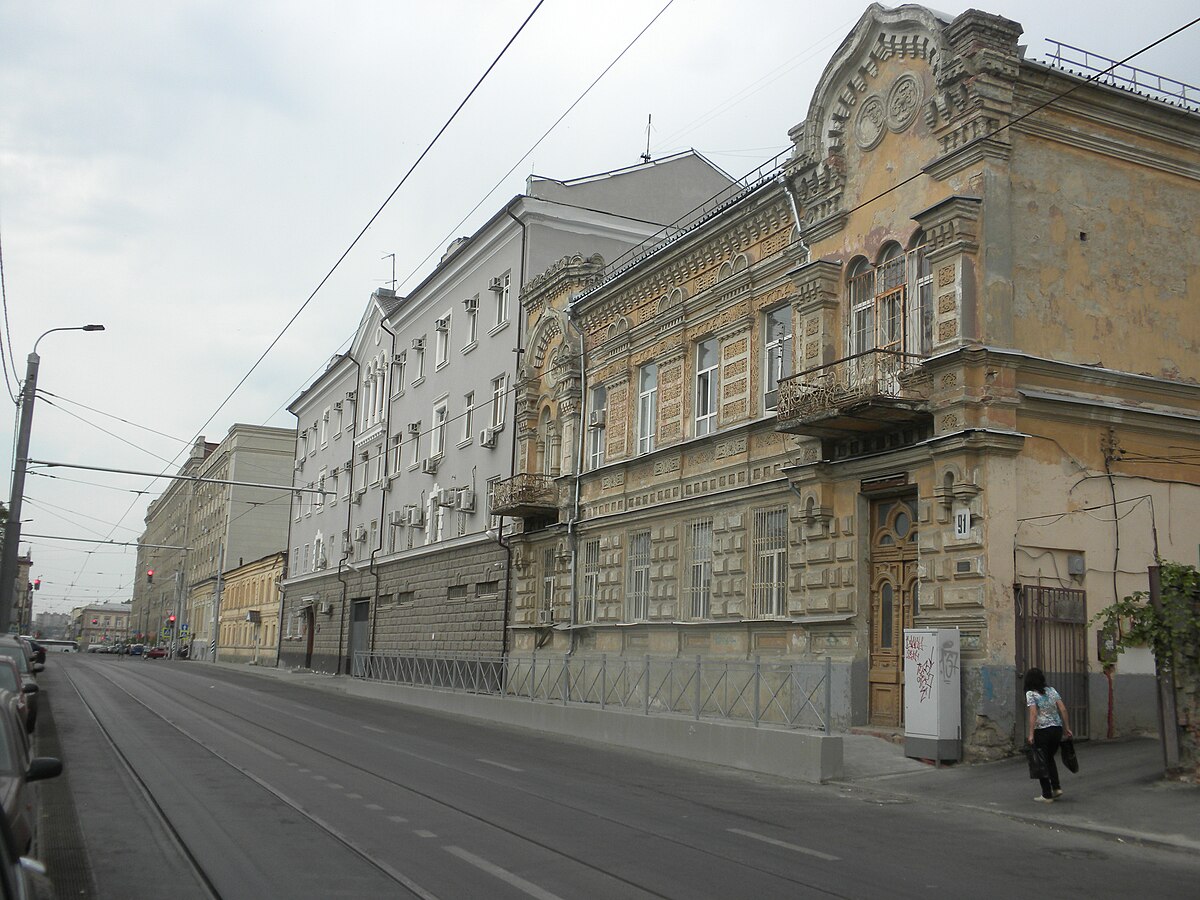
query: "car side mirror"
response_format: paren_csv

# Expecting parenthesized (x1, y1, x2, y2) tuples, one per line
(32, 663, 44, 674)
(26, 757, 62, 783)
(21, 683, 38, 694)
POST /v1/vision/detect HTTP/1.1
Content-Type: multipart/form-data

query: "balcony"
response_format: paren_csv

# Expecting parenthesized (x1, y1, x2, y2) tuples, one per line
(491, 473, 559, 519)
(776, 349, 931, 438)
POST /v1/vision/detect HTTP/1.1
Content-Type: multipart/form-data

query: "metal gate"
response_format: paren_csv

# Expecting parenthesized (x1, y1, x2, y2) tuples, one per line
(1015, 585, 1089, 737)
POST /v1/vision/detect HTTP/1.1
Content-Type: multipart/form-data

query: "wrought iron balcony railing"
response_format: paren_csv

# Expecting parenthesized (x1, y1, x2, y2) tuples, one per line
(491, 473, 559, 519)
(776, 349, 931, 437)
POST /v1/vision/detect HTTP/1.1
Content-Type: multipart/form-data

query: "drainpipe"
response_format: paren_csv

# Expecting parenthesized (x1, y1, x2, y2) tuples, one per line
(336, 354, 362, 674)
(564, 300, 589, 653)
(777, 174, 811, 261)
(501, 204, 529, 657)
(368, 316, 400, 656)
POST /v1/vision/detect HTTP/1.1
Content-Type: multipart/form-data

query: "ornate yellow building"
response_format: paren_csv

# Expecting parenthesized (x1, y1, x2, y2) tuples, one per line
(496, 4, 1200, 757)
(216, 552, 284, 666)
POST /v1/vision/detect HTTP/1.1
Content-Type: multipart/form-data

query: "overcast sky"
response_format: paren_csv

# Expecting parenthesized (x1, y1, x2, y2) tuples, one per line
(2, 1, 1196, 617)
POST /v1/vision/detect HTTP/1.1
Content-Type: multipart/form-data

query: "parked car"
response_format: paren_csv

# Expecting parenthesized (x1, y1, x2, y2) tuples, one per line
(0, 664, 33, 738)
(128, 644, 144, 657)
(0, 645, 37, 733)
(0, 691, 60, 855)
(0, 800, 51, 900)
(144, 647, 167, 660)
(12, 645, 40, 669)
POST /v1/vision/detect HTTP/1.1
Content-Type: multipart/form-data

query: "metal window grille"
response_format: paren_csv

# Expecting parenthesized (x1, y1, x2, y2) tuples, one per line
(581, 539, 600, 623)
(628, 530, 651, 620)
(687, 519, 713, 619)
(752, 507, 787, 617)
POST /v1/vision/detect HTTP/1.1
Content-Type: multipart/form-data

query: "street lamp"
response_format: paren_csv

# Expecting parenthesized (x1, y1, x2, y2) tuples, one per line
(0, 324, 105, 632)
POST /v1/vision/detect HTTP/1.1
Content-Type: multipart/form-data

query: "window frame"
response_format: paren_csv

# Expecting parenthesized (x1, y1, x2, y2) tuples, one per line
(695, 338, 719, 437)
(637, 363, 658, 455)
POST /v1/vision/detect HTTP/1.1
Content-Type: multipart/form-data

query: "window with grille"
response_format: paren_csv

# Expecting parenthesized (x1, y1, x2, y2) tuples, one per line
(752, 507, 787, 617)
(628, 530, 651, 620)
(764, 307, 792, 411)
(695, 338, 718, 436)
(581, 538, 600, 623)
(686, 519, 713, 619)
(845, 238, 934, 360)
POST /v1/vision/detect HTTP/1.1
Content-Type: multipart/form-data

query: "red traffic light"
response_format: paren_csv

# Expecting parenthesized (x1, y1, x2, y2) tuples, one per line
(146, 568, 155, 585)
(167, 614, 176, 624)
(92, 618, 98, 625)
(32, 578, 40, 591)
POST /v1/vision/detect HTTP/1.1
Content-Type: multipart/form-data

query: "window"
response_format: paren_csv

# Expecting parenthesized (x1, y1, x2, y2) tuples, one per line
(340, 465, 351, 500)
(408, 423, 421, 467)
(435, 314, 451, 368)
(686, 518, 713, 619)
(581, 538, 600, 623)
(628, 530, 651, 620)
(637, 363, 658, 455)
(335, 403, 344, 435)
(464, 295, 479, 346)
(493, 272, 510, 327)
(848, 257, 875, 357)
(315, 472, 326, 509)
(394, 352, 406, 395)
(846, 238, 933, 361)
(462, 392, 474, 443)
(486, 475, 502, 530)
(490, 374, 507, 428)
(431, 401, 448, 457)
(914, 235, 934, 355)
(371, 443, 383, 485)
(695, 339, 719, 436)
(314, 536, 325, 569)
(587, 385, 607, 469)
(302, 544, 310, 573)
(541, 547, 556, 620)
(752, 507, 787, 617)
(764, 307, 792, 411)
(388, 434, 401, 476)
(320, 409, 329, 446)
(414, 339, 426, 382)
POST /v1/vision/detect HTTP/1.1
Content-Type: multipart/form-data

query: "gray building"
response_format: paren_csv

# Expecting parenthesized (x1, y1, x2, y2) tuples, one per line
(280, 153, 734, 673)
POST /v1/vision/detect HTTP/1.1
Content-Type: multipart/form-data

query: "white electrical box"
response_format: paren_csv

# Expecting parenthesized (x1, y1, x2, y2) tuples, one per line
(903, 627, 962, 762)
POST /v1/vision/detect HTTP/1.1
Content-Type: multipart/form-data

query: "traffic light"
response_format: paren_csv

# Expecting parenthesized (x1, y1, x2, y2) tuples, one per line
(92, 618, 98, 625)
(32, 578, 40, 591)
(167, 614, 176, 625)
(146, 568, 154, 585)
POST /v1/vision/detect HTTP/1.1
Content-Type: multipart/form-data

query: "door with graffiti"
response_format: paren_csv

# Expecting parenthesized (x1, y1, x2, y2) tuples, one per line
(868, 496, 919, 727)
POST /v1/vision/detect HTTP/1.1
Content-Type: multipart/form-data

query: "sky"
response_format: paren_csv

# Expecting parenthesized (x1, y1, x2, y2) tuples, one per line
(1, 0, 1197, 617)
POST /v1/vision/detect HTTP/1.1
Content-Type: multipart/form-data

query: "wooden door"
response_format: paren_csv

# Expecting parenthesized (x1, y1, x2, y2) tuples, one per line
(868, 496, 919, 727)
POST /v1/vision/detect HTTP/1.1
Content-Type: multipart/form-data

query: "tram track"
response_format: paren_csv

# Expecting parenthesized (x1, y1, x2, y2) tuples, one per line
(68, 658, 853, 899)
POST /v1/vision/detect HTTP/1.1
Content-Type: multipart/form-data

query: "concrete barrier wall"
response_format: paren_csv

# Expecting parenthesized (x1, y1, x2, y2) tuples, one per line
(348, 679, 843, 783)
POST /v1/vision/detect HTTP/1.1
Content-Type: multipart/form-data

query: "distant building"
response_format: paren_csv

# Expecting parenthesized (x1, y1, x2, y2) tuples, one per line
(215, 552, 284, 666)
(32, 612, 70, 640)
(71, 604, 130, 649)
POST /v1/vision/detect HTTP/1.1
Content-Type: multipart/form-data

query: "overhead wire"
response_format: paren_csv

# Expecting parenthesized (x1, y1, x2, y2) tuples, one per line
(0, 211, 18, 404)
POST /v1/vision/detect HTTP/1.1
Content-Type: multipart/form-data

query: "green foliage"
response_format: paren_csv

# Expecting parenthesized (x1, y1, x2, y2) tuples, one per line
(1093, 561, 1200, 675)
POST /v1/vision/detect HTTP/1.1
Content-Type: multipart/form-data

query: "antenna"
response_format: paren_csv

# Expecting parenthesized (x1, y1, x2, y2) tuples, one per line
(381, 253, 396, 291)
(640, 114, 652, 164)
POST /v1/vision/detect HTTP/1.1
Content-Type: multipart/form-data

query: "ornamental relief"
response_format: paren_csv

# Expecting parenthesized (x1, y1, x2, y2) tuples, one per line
(887, 73, 923, 131)
(938, 292, 957, 314)
(752, 285, 793, 312)
(937, 265, 955, 287)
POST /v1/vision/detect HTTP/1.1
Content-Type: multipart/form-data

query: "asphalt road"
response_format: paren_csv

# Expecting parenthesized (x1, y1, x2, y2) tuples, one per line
(36, 655, 1200, 899)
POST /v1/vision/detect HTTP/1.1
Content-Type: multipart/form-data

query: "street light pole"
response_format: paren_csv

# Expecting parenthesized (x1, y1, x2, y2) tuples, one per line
(0, 325, 105, 632)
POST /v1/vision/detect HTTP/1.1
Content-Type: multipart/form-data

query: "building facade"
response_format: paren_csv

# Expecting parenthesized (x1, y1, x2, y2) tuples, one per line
(216, 552, 284, 666)
(280, 154, 735, 673)
(498, 4, 1200, 758)
(71, 603, 131, 649)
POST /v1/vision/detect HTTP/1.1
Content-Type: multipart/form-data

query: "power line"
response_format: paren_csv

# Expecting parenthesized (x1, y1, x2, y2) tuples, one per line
(36, 390, 190, 444)
(0, 211, 18, 404)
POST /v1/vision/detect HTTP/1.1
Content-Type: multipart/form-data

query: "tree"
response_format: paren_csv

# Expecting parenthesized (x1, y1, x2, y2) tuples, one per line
(1094, 561, 1200, 780)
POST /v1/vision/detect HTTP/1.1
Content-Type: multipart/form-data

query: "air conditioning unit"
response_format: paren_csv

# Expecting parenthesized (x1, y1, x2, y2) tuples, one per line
(319, 601, 333, 615)
(353, 525, 367, 542)
(421, 457, 439, 475)
(245, 610, 261, 624)
(392, 353, 405, 365)
(435, 488, 455, 507)
(435, 316, 450, 332)
(341, 537, 353, 553)
(407, 422, 421, 436)
(489, 276, 505, 292)
(294, 461, 302, 472)
(406, 506, 425, 527)
(462, 296, 478, 311)
(456, 489, 476, 512)
(322, 410, 330, 422)
(353, 488, 365, 503)
(411, 337, 425, 351)
(479, 427, 497, 449)
(537, 609, 552, 625)
(345, 390, 357, 402)
(588, 409, 606, 428)
(333, 401, 343, 411)
(381, 475, 393, 490)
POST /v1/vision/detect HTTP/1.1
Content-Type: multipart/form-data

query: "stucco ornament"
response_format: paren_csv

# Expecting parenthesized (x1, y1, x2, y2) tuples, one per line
(855, 95, 887, 150)
(886, 73, 922, 131)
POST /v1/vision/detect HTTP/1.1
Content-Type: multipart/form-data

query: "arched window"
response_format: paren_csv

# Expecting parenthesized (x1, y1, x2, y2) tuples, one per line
(844, 236, 932, 359)
(847, 257, 874, 356)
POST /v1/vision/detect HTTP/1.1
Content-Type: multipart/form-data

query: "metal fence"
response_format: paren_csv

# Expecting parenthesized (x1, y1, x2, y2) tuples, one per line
(353, 651, 833, 733)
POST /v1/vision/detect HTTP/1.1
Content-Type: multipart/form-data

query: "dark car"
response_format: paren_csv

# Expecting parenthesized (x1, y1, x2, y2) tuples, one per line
(0, 691, 60, 855)
(0, 664, 33, 738)
(0, 801, 51, 900)
(0, 645, 37, 733)
(12, 645, 40, 669)
(144, 647, 167, 659)
(128, 644, 144, 657)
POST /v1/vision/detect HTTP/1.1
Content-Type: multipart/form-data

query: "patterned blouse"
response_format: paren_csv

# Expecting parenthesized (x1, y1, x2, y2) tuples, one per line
(1026, 687, 1064, 729)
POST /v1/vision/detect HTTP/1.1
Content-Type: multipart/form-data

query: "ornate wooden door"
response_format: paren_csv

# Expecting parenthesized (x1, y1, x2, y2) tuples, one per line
(868, 496, 919, 727)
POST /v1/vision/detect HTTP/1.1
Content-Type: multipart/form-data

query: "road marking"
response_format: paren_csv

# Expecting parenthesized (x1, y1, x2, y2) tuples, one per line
(415, 830, 437, 838)
(362, 725, 388, 733)
(727, 828, 840, 861)
(477, 758, 523, 772)
(327, 783, 345, 790)
(311, 774, 326, 781)
(444, 846, 564, 900)
(346, 793, 363, 800)
(388, 815, 409, 823)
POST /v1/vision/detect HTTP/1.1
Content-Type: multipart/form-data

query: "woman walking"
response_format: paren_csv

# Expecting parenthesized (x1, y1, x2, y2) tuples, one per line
(1024, 667, 1073, 802)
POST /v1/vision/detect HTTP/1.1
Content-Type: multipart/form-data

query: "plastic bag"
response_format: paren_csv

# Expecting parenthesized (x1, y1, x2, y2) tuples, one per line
(1061, 738, 1079, 773)
(1025, 745, 1049, 779)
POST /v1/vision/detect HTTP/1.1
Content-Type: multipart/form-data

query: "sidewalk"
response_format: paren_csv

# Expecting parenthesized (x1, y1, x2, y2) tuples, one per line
(838, 732, 1199, 853)
(223, 662, 1199, 852)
